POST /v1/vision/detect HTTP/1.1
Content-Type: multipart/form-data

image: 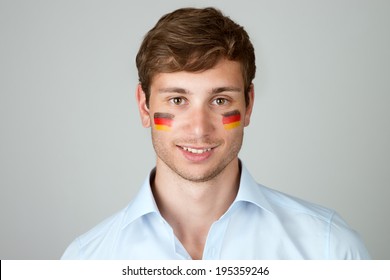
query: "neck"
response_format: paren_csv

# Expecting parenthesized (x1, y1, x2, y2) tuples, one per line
(152, 158, 241, 259)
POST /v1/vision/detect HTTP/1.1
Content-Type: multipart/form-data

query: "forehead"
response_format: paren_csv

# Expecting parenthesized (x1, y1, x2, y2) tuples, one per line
(150, 59, 244, 93)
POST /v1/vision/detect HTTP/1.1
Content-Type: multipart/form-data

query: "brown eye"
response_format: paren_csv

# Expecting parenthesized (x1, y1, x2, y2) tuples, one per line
(213, 98, 227, 106)
(170, 97, 184, 105)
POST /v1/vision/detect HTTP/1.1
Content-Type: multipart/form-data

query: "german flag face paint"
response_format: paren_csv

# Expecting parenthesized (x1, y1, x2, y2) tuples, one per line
(222, 110, 241, 130)
(154, 112, 174, 131)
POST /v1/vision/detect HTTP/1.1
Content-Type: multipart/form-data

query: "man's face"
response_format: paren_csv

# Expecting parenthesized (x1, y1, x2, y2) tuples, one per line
(137, 59, 254, 182)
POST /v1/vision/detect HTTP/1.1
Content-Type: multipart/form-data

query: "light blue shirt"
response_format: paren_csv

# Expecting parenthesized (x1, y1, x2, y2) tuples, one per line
(61, 164, 370, 259)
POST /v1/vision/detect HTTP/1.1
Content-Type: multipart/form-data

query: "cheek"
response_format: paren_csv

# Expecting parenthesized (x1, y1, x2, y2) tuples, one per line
(222, 110, 241, 130)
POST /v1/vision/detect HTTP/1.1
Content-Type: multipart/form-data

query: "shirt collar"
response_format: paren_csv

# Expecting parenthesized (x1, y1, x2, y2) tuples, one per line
(122, 168, 161, 227)
(122, 163, 275, 228)
(233, 163, 274, 214)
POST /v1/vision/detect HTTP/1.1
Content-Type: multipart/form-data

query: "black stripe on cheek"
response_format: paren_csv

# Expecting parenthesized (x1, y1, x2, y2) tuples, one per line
(222, 110, 241, 117)
(154, 112, 175, 119)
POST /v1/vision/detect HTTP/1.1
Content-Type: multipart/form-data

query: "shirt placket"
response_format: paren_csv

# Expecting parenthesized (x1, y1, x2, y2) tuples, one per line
(202, 217, 230, 260)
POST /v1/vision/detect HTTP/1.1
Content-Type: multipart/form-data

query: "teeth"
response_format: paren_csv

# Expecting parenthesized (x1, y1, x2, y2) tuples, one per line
(182, 147, 212, 154)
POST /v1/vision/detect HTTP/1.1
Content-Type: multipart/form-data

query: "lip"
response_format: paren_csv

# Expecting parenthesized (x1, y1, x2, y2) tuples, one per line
(177, 145, 216, 163)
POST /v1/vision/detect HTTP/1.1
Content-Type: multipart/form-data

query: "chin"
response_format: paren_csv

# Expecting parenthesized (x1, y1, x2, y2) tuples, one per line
(175, 165, 227, 183)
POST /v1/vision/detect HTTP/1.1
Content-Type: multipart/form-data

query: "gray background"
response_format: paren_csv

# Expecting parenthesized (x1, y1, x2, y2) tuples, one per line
(0, 0, 389, 259)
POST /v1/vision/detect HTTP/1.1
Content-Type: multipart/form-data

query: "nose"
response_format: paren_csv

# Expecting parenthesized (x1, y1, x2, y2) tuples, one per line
(187, 106, 215, 138)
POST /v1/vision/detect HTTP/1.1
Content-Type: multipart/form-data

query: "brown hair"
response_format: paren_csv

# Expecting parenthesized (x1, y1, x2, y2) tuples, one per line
(136, 7, 256, 107)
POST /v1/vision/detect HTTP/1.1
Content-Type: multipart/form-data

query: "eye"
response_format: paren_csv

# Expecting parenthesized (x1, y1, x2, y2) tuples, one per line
(212, 97, 229, 106)
(169, 97, 186, 106)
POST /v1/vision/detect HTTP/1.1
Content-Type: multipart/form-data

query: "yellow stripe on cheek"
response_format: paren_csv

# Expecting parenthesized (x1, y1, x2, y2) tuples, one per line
(224, 121, 241, 130)
(155, 124, 171, 131)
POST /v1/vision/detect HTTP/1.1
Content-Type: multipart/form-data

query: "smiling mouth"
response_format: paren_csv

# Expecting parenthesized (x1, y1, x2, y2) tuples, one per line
(179, 146, 213, 154)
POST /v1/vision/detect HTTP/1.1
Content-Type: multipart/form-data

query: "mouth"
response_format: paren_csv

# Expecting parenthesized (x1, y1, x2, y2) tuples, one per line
(176, 145, 217, 162)
(180, 146, 213, 154)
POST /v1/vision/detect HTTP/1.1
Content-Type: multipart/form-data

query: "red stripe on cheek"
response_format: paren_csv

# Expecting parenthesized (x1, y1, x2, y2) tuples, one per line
(223, 114, 241, 124)
(154, 118, 173, 126)
(223, 110, 241, 124)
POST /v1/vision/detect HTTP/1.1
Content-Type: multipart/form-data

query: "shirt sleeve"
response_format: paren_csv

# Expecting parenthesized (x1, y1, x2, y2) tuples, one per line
(327, 212, 371, 259)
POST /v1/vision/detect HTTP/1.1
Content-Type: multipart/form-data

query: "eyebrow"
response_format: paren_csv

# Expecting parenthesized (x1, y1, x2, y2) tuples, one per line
(157, 87, 190, 94)
(211, 87, 242, 94)
(157, 86, 242, 95)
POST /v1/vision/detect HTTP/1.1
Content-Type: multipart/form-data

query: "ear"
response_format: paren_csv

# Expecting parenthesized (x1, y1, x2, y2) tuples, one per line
(136, 84, 151, 128)
(244, 84, 255, 127)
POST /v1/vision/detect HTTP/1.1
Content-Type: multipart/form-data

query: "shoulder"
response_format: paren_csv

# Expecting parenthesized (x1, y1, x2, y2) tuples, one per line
(61, 174, 157, 259)
(259, 184, 334, 221)
(239, 164, 334, 222)
(61, 207, 127, 259)
(256, 184, 371, 259)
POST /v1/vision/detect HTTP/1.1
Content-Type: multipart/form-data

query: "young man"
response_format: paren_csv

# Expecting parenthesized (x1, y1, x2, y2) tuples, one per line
(62, 7, 370, 259)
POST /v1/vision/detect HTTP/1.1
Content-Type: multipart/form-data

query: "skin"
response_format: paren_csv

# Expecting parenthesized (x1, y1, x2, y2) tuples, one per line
(136, 59, 254, 259)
